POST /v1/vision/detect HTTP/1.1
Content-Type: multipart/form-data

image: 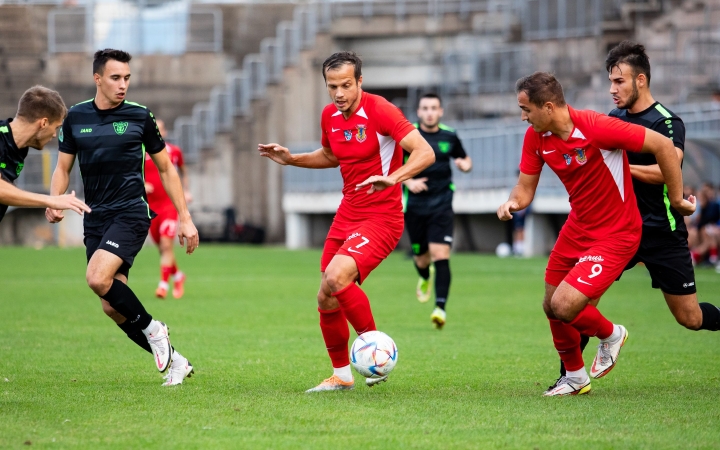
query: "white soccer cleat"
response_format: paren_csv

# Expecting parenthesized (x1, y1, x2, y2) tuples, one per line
(146, 321, 172, 373)
(365, 375, 388, 387)
(590, 325, 628, 379)
(543, 376, 591, 396)
(430, 307, 446, 329)
(162, 354, 194, 386)
(305, 375, 355, 393)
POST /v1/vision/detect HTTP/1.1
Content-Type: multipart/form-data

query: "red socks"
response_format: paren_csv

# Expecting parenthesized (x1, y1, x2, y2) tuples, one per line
(319, 308, 350, 368)
(161, 266, 173, 283)
(170, 263, 178, 275)
(332, 283, 376, 335)
(548, 318, 584, 372)
(568, 304, 614, 340)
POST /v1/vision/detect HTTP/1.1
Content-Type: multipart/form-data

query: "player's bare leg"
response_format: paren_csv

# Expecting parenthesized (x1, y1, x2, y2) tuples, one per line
(664, 292, 720, 331)
(428, 243, 451, 328)
(413, 251, 433, 303)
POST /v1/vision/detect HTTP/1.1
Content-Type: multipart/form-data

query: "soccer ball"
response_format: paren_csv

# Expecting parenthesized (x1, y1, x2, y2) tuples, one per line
(350, 331, 398, 378)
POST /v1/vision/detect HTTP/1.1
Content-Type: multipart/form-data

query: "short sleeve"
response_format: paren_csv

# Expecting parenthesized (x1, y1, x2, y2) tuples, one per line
(142, 111, 166, 155)
(590, 113, 646, 153)
(321, 113, 330, 149)
(652, 117, 685, 151)
(518, 127, 544, 175)
(451, 134, 467, 158)
(58, 116, 77, 155)
(375, 99, 415, 143)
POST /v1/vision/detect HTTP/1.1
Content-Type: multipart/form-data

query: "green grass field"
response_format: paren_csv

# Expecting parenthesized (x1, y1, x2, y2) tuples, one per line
(1, 245, 719, 449)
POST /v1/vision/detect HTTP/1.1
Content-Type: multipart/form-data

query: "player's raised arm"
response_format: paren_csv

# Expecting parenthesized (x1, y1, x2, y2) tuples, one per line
(640, 128, 695, 215)
(356, 129, 435, 194)
(497, 172, 539, 221)
(150, 148, 199, 254)
(258, 143, 339, 169)
(0, 176, 89, 215)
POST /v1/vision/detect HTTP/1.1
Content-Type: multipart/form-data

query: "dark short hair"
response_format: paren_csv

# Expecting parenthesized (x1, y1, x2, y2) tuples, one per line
(418, 93, 442, 107)
(515, 72, 566, 107)
(93, 49, 132, 75)
(322, 51, 362, 81)
(605, 41, 651, 85)
(16, 85, 67, 123)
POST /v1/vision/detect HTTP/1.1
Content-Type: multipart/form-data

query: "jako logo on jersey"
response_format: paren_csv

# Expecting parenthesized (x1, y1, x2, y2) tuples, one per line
(80, 128, 92, 133)
(356, 124, 367, 143)
(683, 282, 695, 288)
(438, 141, 451, 153)
(574, 148, 587, 165)
(344, 130, 352, 141)
(563, 154, 572, 165)
(113, 121, 129, 135)
(105, 240, 119, 248)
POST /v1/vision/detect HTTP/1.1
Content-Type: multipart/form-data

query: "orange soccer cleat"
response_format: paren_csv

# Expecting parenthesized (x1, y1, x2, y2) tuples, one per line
(172, 272, 185, 299)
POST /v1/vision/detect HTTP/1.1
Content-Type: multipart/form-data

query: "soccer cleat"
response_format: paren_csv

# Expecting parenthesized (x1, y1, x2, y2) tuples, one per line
(590, 325, 628, 379)
(162, 355, 194, 386)
(172, 272, 185, 299)
(146, 321, 172, 373)
(305, 375, 354, 393)
(155, 282, 168, 299)
(431, 307, 446, 329)
(366, 375, 388, 387)
(543, 376, 591, 396)
(416, 265, 434, 303)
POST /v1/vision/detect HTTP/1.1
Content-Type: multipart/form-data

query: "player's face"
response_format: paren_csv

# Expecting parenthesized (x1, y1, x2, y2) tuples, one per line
(31, 118, 63, 150)
(95, 60, 131, 106)
(325, 64, 362, 113)
(517, 91, 551, 132)
(417, 98, 443, 128)
(609, 63, 639, 110)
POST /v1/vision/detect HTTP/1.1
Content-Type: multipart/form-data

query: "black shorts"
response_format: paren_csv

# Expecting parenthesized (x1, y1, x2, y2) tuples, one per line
(84, 212, 151, 278)
(405, 207, 454, 256)
(622, 226, 696, 295)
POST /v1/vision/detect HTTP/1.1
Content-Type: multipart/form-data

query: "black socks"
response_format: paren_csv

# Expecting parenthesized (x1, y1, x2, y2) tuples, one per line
(415, 263, 430, 280)
(434, 259, 451, 310)
(117, 320, 152, 354)
(699, 302, 720, 331)
(102, 279, 152, 331)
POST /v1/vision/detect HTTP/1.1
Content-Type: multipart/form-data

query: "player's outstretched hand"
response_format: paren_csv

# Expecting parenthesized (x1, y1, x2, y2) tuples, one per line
(356, 175, 396, 194)
(45, 191, 91, 223)
(404, 177, 428, 194)
(455, 158, 472, 172)
(258, 143, 293, 166)
(673, 195, 697, 216)
(177, 217, 200, 254)
(497, 200, 519, 221)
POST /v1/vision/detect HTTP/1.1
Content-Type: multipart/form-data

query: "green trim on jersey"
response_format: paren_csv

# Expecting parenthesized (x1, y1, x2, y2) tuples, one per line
(141, 144, 151, 219)
(125, 101, 147, 109)
(402, 184, 409, 213)
(449, 183, 455, 192)
(0, 126, 8, 133)
(70, 99, 93, 109)
(655, 104, 673, 118)
(438, 123, 455, 132)
(662, 184, 677, 231)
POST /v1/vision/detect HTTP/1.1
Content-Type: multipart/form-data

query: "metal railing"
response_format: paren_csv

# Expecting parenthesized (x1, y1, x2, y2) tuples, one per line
(47, 4, 222, 55)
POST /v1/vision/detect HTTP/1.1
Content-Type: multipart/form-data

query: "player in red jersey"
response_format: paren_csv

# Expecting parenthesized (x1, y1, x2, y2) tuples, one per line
(144, 119, 191, 299)
(497, 72, 695, 396)
(259, 52, 435, 392)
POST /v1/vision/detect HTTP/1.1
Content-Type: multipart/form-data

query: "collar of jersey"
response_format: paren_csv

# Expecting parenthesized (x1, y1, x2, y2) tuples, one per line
(332, 92, 367, 121)
(624, 101, 660, 119)
(92, 99, 126, 114)
(1, 118, 23, 152)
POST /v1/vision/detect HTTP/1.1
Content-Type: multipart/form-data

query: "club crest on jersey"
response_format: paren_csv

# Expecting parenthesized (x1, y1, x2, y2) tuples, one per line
(355, 124, 367, 143)
(58, 128, 64, 142)
(113, 121, 129, 135)
(438, 141, 451, 153)
(344, 130, 352, 141)
(574, 148, 587, 165)
(562, 154, 572, 165)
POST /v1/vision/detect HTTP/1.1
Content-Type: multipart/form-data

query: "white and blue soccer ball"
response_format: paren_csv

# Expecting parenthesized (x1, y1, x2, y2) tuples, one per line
(350, 330, 398, 378)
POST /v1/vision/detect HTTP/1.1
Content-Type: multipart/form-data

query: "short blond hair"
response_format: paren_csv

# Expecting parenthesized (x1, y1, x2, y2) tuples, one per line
(17, 85, 67, 123)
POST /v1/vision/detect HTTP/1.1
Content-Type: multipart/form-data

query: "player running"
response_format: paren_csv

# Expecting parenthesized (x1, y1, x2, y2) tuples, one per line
(259, 51, 435, 392)
(0, 86, 90, 219)
(497, 72, 695, 396)
(144, 118, 190, 299)
(45, 49, 199, 386)
(403, 93, 472, 329)
(554, 41, 720, 381)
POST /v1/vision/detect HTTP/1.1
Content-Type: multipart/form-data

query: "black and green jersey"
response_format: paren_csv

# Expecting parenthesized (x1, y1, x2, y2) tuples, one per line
(609, 102, 686, 232)
(403, 123, 467, 214)
(59, 99, 165, 223)
(0, 119, 30, 222)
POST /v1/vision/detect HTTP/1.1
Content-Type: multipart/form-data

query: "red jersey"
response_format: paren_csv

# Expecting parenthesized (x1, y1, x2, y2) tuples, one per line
(519, 106, 646, 239)
(321, 92, 415, 218)
(145, 142, 185, 210)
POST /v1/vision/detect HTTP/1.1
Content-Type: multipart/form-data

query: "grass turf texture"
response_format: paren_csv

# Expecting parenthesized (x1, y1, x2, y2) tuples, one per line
(1, 245, 719, 449)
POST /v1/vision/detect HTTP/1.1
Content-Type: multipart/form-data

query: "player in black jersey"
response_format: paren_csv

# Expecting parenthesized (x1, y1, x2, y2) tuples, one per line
(555, 41, 720, 381)
(403, 93, 472, 329)
(0, 86, 89, 220)
(45, 49, 199, 386)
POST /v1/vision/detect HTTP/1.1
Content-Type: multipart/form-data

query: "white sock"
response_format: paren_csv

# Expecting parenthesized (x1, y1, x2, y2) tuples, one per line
(172, 349, 184, 363)
(516, 241, 524, 255)
(566, 368, 588, 382)
(602, 324, 622, 343)
(333, 365, 353, 382)
(174, 271, 184, 280)
(142, 320, 160, 337)
(158, 281, 169, 290)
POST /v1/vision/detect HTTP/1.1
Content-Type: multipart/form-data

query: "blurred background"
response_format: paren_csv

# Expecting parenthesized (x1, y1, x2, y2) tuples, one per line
(0, 0, 719, 259)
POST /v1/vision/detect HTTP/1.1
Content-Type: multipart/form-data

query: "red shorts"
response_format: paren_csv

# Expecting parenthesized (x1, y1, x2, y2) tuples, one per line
(546, 225, 640, 299)
(149, 206, 178, 244)
(321, 214, 404, 284)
